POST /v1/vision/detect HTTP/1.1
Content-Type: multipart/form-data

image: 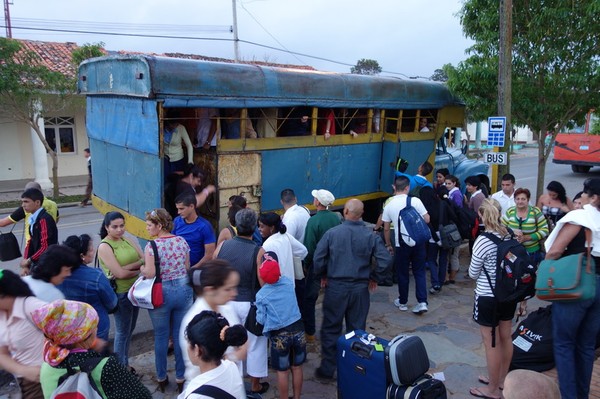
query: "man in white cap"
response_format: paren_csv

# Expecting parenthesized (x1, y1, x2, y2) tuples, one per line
(302, 188, 340, 343)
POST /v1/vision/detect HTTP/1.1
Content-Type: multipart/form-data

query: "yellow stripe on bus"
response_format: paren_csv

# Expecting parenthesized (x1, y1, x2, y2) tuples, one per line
(92, 196, 152, 240)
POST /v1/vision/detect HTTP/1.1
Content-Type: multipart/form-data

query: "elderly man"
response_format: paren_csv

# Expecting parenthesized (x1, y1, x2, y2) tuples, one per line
(313, 199, 391, 380)
(302, 188, 340, 342)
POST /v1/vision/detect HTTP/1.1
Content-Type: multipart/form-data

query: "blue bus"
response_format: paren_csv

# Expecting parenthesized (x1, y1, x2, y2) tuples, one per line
(78, 55, 486, 238)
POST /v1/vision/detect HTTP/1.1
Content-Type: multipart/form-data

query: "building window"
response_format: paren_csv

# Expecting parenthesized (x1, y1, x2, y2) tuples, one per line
(44, 117, 76, 154)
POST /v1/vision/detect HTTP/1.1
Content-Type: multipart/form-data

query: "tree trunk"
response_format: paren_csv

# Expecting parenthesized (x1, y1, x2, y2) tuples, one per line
(29, 120, 60, 199)
(536, 140, 547, 203)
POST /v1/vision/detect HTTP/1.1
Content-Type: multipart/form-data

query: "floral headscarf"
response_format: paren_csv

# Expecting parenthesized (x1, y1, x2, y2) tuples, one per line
(31, 300, 99, 366)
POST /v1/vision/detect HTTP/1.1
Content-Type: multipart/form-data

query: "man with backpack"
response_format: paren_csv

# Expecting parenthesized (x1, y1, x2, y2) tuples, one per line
(383, 175, 431, 314)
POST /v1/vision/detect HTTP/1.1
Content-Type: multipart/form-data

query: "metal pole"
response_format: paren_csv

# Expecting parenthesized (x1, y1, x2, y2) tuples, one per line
(496, 0, 512, 191)
(4, 0, 12, 38)
(232, 0, 240, 62)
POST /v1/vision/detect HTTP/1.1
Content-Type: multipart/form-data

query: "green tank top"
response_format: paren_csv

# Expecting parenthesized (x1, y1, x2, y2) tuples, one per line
(99, 238, 140, 293)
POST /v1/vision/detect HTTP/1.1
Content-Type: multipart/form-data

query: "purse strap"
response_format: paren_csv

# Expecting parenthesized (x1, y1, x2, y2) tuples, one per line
(584, 228, 593, 274)
(249, 245, 261, 302)
(150, 240, 162, 282)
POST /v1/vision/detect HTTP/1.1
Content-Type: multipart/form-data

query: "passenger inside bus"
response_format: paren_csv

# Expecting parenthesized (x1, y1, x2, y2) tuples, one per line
(163, 112, 194, 176)
(195, 108, 220, 150)
(221, 109, 257, 139)
(282, 114, 310, 137)
(419, 117, 430, 132)
(318, 109, 337, 139)
(348, 114, 368, 137)
(164, 164, 216, 219)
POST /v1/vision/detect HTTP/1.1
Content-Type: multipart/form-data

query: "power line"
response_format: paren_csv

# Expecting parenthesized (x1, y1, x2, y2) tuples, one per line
(1, 24, 412, 78)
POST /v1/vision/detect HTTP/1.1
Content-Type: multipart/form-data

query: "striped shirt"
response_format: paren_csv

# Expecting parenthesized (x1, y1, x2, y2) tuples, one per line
(502, 206, 549, 253)
(469, 232, 512, 297)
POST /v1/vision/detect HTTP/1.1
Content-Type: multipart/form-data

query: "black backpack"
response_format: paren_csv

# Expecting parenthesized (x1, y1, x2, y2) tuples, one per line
(481, 232, 537, 304)
(510, 305, 555, 372)
(452, 205, 479, 240)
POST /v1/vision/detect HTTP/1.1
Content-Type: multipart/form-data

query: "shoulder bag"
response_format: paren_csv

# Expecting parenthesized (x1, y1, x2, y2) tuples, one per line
(0, 224, 22, 261)
(535, 228, 596, 302)
(127, 241, 164, 309)
(438, 201, 462, 249)
(244, 245, 264, 336)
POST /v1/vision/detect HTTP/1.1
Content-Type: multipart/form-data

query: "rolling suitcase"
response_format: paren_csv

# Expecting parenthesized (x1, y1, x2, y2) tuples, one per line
(385, 335, 430, 386)
(386, 375, 447, 399)
(337, 330, 389, 399)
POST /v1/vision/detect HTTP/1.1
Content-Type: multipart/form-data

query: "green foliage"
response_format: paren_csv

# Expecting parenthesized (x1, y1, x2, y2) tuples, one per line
(430, 69, 448, 82)
(590, 113, 600, 135)
(71, 42, 105, 67)
(446, 0, 600, 198)
(350, 58, 382, 75)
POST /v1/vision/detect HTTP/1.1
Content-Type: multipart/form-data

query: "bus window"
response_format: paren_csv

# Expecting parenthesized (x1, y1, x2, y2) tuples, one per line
(384, 110, 400, 134)
(419, 109, 438, 133)
(317, 108, 336, 136)
(254, 108, 278, 138)
(221, 108, 257, 139)
(279, 107, 312, 137)
(400, 109, 417, 132)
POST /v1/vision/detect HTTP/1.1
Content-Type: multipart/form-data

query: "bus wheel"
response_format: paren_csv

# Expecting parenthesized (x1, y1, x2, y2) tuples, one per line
(572, 165, 591, 173)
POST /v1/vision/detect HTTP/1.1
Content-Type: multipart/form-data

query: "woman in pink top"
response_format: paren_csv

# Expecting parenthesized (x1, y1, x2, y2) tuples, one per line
(142, 208, 194, 393)
(0, 269, 47, 399)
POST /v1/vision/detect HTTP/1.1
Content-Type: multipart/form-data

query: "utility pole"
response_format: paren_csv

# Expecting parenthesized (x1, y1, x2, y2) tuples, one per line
(4, 0, 12, 38)
(495, 0, 512, 190)
(231, 0, 240, 62)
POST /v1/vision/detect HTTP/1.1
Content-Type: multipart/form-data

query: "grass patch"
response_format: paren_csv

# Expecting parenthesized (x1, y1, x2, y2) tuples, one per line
(0, 194, 85, 210)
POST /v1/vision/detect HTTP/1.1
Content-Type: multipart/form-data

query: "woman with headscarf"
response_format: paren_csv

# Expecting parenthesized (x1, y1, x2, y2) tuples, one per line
(0, 269, 46, 399)
(32, 300, 151, 399)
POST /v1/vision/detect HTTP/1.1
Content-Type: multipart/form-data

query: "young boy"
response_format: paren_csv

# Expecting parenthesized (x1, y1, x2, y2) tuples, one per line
(255, 252, 306, 399)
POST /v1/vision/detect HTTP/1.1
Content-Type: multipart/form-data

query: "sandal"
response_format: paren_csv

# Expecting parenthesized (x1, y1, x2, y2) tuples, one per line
(251, 382, 270, 394)
(469, 387, 501, 399)
(477, 376, 503, 390)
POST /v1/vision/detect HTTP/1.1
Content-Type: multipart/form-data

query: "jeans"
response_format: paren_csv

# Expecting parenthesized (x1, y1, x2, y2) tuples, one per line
(113, 292, 139, 366)
(427, 243, 448, 288)
(395, 241, 427, 304)
(552, 275, 600, 399)
(302, 265, 321, 336)
(147, 277, 193, 381)
(319, 280, 370, 376)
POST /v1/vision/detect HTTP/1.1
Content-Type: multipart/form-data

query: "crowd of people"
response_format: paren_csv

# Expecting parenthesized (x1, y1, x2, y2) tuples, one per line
(1, 162, 600, 399)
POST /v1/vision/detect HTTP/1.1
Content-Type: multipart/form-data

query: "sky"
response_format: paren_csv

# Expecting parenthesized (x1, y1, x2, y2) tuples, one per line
(3, 0, 474, 78)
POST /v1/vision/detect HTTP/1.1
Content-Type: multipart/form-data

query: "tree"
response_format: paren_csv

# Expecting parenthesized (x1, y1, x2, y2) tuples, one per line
(444, 0, 600, 200)
(0, 38, 75, 198)
(430, 69, 448, 82)
(72, 42, 105, 67)
(351, 58, 382, 75)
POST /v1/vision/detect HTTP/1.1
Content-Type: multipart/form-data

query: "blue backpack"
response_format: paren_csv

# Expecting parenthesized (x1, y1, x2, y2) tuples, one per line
(398, 197, 431, 246)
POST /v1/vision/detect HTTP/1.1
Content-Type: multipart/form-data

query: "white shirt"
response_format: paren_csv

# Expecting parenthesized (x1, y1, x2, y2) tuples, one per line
(491, 190, 515, 216)
(262, 232, 308, 285)
(196, 108, 220, 147)
(545, 205, 600, 256)
(0, 296, 47, 374)
(23, 276, 65, 302)
(381, 194, 428, 247)
(282, 204, 311, 243)
(178, 359, 246, 399)
(180, 297, 242, 382)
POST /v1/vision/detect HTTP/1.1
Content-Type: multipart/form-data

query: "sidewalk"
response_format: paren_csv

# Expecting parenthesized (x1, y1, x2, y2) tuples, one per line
(0, 175, 88, 204)
(127, 249, 600, 398)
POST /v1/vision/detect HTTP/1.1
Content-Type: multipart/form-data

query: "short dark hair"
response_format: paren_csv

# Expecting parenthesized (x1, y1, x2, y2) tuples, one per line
(175, 193, 197, 207)
(583, 178, 600, 197)
(393, 175, 410, 192)
(228, 205, 242, 226)
(280, 189, 296, 205)
(33, 245, 80, 282)
(229, 195, 247, 208)
(436, 168, 449, 177)
(465, 175, 481, 188)
(183, 164, 205, 180)
(84, 148, 90, 153)
(420, 161, 433, 176)
(501, 173, 515, 184)
(21, 188, 44, 204)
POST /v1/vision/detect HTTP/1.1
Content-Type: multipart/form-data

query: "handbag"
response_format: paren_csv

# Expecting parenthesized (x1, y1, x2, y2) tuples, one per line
(535, 228, 596, 302)
(438, 201, 462, 249)
(127, 241, 164, 309)
(244, 246, 264, 336)
(0, 224, 22, 261)
(293, 257, 305, 280)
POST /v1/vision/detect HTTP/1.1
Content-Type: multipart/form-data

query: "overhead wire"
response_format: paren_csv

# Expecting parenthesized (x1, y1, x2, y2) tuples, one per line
(0, 22, 413, 78)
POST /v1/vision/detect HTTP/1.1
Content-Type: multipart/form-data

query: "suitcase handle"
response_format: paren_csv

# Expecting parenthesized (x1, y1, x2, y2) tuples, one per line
(351, 341, 374, 359)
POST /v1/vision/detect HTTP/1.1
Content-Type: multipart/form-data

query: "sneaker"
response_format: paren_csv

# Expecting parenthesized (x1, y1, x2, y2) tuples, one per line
(393, 298, 408, 311)
(429, 286, 441, 294)
(412, 302, 428, 314)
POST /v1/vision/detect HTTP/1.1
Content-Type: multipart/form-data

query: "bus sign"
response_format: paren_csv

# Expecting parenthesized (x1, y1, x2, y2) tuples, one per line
(483, 152, 507, 165)
(487, 116, 506, 147)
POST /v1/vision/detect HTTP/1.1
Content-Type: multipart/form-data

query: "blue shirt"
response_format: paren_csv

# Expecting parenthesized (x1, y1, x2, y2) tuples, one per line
(394, 171, 433, 193)
(255, 276, 301, 335)
(57, 265, 118, 341)
(172, 216, 216, 266)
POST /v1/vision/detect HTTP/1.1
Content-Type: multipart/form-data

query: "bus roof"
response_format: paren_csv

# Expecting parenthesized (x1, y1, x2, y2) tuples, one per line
(78, 55, 464, 109)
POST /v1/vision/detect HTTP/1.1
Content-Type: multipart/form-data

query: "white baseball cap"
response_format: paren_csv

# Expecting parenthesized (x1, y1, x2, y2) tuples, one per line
(311, 189, 335, 207)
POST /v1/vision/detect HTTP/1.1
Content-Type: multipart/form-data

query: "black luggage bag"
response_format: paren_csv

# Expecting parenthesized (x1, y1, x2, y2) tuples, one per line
(386, 375, 447, 399)
(384, 335, 430, 386)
